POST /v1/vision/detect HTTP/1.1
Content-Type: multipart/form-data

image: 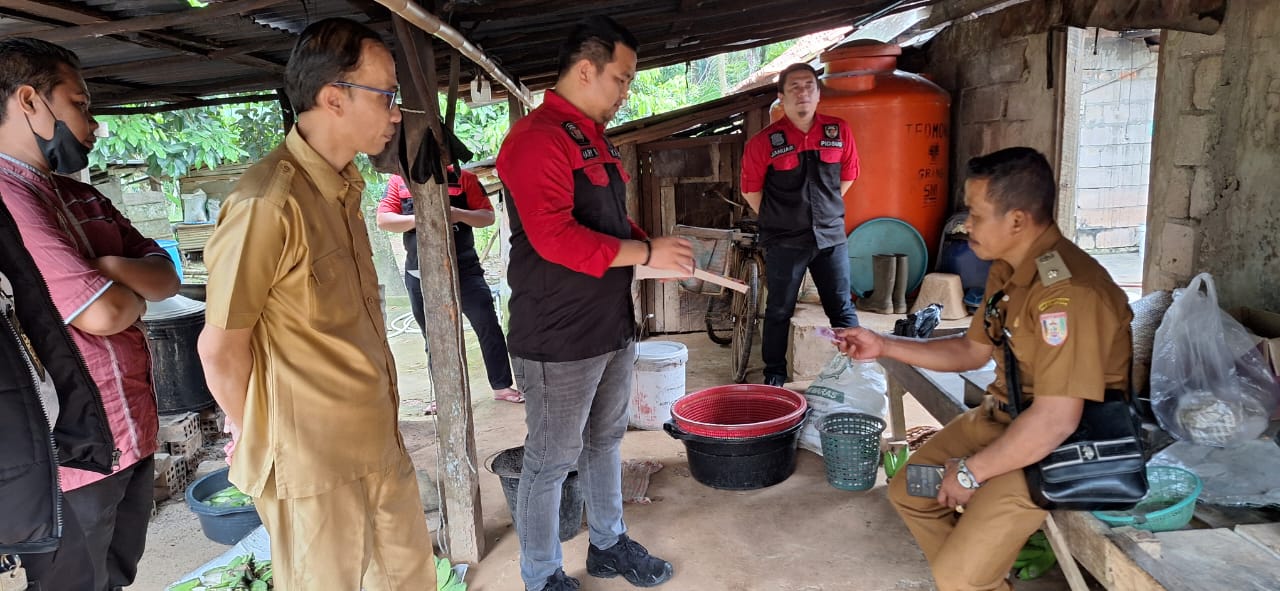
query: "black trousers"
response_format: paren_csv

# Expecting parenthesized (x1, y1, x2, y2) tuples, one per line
(37, 455, 154, 591)
(21, 492, 94, 591)
(405, 268, 514, 390)
(762, 242, 859, 380)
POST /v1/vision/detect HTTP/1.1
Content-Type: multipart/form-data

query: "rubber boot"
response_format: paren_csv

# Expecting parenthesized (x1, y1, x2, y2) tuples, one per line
(893, 253, 910, 314)
(856, 254, 896, 314)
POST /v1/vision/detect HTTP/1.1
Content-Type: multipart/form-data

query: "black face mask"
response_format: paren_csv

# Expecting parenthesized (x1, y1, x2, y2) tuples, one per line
(25, 98, 91, 175)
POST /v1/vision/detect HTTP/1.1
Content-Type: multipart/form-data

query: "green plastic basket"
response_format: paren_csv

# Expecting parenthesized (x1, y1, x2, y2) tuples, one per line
(818, 412, 886, 491)
(1092, 466, 1203, 532)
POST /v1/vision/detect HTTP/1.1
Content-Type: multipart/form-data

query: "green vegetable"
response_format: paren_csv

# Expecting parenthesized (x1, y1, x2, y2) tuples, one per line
(171, 579, 202, 591)
(203, 485, 254, 508)
(882, 446, 909, 479)
(1012, 531, 1057, 581)
(436, 556, 467, 591)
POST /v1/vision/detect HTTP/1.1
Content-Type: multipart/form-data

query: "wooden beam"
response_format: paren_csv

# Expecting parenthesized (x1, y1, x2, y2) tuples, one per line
(81, 40, 294, 79)
(9, 0, 290, 43)
(444, 49, 460, 130)
(93, 93, 277, 115)
(392, 15, 486, 564)
(1, 0, 100, 25)
(92, 73, 283, 106)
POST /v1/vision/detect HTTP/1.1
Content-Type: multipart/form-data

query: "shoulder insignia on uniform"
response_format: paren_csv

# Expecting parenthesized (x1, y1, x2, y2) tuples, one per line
(769, 131, 786, 147)
(1040, 311, 1068, 347)
(1035, 251, 1072, 286)
(1037, 297, 1070, 311)
(263, 160, 297, 206)
(824, 124, 840, 139)
(561, 122, 590, 146)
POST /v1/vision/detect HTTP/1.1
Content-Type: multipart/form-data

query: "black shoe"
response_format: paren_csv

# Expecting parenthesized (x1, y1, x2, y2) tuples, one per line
(586, 534, 674, 587)
(528, 568, 580, 591)
(763, 374, 786, 388)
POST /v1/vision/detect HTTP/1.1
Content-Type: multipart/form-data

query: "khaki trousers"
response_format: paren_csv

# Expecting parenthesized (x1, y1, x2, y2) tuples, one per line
(887, 398, 1047, 591)
(254, 454, 436, 591)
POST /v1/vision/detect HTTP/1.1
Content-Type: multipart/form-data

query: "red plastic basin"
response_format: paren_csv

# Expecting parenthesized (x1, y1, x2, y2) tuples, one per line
(670, 384, 808, 439)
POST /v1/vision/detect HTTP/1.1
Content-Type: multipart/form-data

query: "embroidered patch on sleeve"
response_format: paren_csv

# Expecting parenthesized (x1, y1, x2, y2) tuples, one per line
(1040, 312, 1068, 346)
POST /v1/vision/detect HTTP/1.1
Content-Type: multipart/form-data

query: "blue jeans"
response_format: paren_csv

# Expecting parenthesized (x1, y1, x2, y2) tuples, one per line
(512, 345, 634, 590)
(762, 242, 859, 380)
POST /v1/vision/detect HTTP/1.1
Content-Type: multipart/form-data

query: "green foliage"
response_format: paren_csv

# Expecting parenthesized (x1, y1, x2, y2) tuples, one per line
(442, 95, 509, 161)
(90, 99, 282, 179)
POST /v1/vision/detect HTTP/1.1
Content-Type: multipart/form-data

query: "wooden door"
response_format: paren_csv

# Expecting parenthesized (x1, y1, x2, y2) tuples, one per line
(637, 135, 745, 334)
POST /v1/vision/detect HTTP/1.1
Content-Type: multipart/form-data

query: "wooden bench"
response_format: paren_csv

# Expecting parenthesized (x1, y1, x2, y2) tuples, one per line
(880, 352, 1280, 591)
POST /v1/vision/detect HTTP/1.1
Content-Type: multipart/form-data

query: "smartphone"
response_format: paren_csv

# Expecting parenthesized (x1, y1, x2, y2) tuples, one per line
(905, 463, 946, 498)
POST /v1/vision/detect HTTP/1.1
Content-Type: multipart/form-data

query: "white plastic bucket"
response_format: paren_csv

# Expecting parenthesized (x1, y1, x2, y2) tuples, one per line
(630, 341, 689, 430)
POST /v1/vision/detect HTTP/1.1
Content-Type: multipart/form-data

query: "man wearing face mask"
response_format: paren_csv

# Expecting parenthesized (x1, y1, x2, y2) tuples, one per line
(0, 38, 180, 591)
(497, 15, 693, 591)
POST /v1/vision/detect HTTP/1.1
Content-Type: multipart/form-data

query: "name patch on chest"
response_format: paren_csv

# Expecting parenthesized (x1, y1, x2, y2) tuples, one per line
(770, 145, 796, 158)
(581, 147, 600, 160)
(819, 140, 844, 148)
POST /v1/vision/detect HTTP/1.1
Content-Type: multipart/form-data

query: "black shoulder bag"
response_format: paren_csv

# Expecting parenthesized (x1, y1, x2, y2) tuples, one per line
(990, 292, 1148, 510)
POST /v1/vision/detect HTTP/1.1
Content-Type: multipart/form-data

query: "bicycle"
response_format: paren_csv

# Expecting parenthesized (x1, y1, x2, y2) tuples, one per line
(672, 218, 765, 384)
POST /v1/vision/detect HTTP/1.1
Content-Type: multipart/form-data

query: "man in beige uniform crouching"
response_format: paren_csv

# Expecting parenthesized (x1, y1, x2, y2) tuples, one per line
(198, 18, 435, 590)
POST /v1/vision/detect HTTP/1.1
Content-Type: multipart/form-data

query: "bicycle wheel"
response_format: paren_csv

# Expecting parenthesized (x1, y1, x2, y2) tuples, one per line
(731, 256, 761, 383)
(705, 293, 733, 345)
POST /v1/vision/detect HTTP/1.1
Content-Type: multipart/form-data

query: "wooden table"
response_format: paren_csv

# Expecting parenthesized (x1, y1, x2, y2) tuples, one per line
(879, 353, 1280, 591)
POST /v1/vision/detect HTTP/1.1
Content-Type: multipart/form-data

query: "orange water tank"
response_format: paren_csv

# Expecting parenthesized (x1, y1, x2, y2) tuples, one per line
(770, 42, 952, 265)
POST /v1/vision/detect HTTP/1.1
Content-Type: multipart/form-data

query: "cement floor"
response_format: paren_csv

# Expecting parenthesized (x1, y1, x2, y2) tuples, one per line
(129, 307, 1079, 591)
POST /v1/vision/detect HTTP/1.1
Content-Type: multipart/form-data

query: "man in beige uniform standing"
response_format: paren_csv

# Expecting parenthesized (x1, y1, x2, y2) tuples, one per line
(836, 147, 1132, 590)
(198, 18, 435, 590)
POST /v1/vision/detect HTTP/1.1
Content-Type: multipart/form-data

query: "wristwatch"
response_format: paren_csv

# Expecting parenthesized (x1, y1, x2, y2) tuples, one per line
(956, 458, 982, 490)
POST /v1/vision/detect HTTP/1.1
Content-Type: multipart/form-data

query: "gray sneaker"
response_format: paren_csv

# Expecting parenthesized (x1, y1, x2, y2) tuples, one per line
(586, 534, 674, 587)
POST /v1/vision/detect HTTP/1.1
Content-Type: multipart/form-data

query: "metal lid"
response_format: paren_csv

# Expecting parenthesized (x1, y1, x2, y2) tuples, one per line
(142, 294, 205, 322)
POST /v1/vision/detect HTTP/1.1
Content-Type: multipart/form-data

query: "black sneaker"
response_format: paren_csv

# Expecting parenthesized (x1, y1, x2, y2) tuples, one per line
(528, 568, 580, 591)
(763, 374, 786, 388)
(586, 534, 674, 587)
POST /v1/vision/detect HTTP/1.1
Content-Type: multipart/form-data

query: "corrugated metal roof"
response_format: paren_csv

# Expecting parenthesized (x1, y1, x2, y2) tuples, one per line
(0, 0, 935, 109)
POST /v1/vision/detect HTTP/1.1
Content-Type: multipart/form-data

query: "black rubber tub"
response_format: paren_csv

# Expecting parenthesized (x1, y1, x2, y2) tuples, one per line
(664, 416, 806, 491)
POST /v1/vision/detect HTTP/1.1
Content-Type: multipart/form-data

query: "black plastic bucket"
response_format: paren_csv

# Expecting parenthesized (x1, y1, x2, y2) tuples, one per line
(487, 446, 584, 542)
(143, 306, 214, 414)
(186, 467, 261, 545)
(664, 418, 805, 490)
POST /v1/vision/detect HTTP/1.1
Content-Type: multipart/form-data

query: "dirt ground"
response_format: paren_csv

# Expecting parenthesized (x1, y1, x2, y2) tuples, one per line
(128, 305, 1079, 591)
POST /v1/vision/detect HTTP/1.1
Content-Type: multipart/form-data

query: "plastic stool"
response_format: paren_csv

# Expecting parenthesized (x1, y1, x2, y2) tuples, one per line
(910, 273, 967, 320)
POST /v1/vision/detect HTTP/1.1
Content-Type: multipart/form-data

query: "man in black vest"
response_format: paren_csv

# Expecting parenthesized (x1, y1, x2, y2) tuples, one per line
(377, 168, 522, 408)
(741, 63, 861, 387)
(496, 15, 693, 591)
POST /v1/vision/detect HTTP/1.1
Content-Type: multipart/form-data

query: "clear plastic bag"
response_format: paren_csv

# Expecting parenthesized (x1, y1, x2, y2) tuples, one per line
(799, 354, 888, 455)
(1149, 273, 1280, 447)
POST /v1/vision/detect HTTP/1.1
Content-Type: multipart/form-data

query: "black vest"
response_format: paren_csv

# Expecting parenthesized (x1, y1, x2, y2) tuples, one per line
(401, 173, 480, 273)
(506, 163, 634, 362)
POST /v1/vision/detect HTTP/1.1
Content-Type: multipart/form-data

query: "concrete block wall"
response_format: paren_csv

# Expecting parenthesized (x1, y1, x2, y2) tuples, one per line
(1073, 30, 1157, 253)
(1145, 0, 1280, 311)
(921, 0, 1059, 207)
(95, 178, 175, 241)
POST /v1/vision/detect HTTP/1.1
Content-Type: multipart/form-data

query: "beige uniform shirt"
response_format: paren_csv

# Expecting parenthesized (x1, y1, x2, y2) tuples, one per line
(966, 225, 1133, 405)
(204, 129, 403, 499)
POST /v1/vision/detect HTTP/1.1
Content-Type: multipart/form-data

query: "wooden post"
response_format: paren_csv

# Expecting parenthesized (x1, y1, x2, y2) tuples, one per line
(392, 16, 485, 563)
(276, 88, 294, 134)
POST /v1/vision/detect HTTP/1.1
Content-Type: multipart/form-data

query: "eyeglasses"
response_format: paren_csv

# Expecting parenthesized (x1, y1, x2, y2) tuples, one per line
(331, 81, 400, 110)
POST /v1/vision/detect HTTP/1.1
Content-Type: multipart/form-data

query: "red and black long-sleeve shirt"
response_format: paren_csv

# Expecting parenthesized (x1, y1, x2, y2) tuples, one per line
(496, 91, 647, 362)
(741, 113, 859, 249)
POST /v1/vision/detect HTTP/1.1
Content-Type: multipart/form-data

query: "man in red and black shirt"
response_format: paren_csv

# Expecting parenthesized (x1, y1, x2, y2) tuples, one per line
(376, 168, 522, 407)
(741, 63, 861, 387)
(497, 15, 691, 591)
